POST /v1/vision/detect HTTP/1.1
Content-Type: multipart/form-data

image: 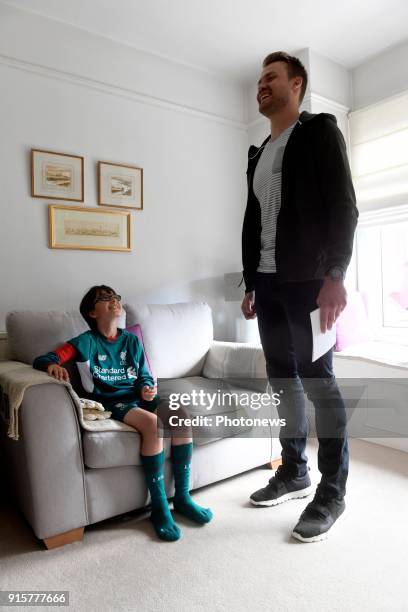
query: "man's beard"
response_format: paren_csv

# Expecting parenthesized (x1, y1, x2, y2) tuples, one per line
(259, 93, 289, 116)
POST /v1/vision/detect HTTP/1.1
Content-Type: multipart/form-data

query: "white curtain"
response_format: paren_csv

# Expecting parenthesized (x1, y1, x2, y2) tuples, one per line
(349, 91, 408, 212)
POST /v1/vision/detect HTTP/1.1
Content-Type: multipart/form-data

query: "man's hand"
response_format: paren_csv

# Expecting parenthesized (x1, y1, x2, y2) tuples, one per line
(141, 385, 157, 402)
(241, 291, 257, 320)
(47, 363, 70, 382)
(316, 278, 347, 333)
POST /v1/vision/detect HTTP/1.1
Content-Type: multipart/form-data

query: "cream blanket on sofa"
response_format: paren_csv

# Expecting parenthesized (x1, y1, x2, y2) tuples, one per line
(0, 361, 135, 441)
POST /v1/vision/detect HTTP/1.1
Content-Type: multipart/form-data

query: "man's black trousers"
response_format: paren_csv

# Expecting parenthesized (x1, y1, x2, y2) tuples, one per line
(255, 272, 349, 499)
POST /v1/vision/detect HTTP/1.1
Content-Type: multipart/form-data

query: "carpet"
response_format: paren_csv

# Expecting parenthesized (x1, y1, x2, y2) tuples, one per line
(0, 438, 407, 612)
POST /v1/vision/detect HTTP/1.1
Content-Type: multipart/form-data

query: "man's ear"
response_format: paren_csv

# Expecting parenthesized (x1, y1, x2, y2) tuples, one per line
(292, 76, 302, 94)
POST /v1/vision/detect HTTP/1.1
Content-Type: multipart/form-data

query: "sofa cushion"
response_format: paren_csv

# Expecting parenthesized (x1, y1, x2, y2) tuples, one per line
(6, 309, 126, 365)
(124, 302, 213, 379)
(203, 341, 267, 379)
(158, 376, 257, 447)
(82, 375, 258, 467)
(7, 310, 89, 365)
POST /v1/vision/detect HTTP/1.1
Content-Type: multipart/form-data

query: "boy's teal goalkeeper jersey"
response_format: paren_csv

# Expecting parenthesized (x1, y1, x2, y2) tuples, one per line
(33, 329, 155, 405)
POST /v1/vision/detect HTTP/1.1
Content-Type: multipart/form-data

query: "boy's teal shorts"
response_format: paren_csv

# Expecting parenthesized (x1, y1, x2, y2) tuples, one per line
(106, 396, 191, 437)
(107, 396, 160, 422)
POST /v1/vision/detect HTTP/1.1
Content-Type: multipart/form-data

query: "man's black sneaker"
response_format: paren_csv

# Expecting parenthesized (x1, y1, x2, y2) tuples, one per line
(292, 486, 346, 542)
(250, 465, 313, 507)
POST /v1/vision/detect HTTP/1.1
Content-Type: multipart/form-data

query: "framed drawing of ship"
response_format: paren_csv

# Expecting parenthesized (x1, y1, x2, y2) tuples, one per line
(49, 205, 131, 251)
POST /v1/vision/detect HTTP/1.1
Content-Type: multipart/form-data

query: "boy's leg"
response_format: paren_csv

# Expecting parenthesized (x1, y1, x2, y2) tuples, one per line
(123, 407, 180, 541)
(156, 402, 213, 525)
(171, 441, 213, 524)
(123, 404, 162, 455)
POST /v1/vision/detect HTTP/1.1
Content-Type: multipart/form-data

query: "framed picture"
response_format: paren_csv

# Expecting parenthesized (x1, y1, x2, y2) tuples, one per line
(49, 205, 131, 252)
(98, 161, 143, 210)
(31, 149, 84, 202)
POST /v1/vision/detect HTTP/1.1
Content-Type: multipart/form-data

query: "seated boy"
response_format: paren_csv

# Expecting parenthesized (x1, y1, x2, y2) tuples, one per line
(33, 284, 212, 541)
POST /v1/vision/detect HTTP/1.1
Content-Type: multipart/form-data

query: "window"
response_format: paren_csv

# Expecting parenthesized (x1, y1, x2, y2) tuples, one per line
(356, 207, 408, 343)
(350, 90, 408, 343)
(381, 222, 408, 328)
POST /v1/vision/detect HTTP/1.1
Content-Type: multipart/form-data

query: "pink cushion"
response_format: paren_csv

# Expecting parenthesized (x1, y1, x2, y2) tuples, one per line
(335, 291, 374, 351)
(126, 324, 154, 378)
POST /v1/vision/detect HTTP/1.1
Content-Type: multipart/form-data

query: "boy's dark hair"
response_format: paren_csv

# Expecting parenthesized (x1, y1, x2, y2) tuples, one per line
(262, 51, 308, 105)
(80, 285, 116, 330)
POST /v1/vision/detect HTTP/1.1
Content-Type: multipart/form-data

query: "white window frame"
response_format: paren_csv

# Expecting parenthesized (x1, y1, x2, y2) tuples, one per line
(356, 203, 408, 345)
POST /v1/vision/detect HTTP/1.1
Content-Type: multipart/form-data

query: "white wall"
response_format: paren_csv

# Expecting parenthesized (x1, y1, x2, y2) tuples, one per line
(0, 3, 247, 340)
(352, 38, 408, 109)
(308, 48, 352, 109)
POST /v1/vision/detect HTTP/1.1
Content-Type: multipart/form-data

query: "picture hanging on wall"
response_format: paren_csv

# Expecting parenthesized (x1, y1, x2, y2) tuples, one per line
(98, 161, 143, 210)
(49, 204, 131, 252)
(31, 149, 84, 202)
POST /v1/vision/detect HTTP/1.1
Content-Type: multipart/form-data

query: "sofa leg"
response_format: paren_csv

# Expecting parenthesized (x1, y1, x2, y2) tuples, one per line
(266, 458, 282, 470)
(43, 527, 84, 550)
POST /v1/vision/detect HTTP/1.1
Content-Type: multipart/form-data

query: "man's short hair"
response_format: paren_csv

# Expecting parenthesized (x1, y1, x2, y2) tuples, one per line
(262, 51, 308, 105)
(80, 285, 116, 330)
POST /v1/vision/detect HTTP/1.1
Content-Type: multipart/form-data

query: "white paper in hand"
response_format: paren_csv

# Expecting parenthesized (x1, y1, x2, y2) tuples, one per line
(310, 308, 336, 362)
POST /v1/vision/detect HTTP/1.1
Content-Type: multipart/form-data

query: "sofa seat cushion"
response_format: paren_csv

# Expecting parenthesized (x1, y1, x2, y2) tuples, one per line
(83, 375, 270, 467)
(157, 376, 265, 447)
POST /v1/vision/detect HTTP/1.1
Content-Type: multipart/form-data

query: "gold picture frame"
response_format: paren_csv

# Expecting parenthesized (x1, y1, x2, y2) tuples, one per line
(98, 161, 143, 210)
(31, 149, 84, 202)
(49, 205, 131, 252)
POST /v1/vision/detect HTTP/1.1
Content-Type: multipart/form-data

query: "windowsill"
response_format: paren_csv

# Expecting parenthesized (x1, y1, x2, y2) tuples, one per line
(373, 331, 408, 347)
(334, 340, 408, 369)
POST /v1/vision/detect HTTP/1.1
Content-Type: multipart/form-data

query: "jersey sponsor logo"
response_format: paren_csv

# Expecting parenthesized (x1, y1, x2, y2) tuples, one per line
(93, 365, 127, 382)
(91, 363, 139, 382)
(127, 366, 138, 379)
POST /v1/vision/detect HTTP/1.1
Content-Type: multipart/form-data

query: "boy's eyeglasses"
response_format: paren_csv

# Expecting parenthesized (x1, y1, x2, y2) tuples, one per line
(94, 294, 121, 305)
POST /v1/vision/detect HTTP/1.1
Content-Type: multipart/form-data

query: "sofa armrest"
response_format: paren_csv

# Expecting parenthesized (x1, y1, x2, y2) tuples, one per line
(1, 383, 88, 540)
(203, 340, 267, 379)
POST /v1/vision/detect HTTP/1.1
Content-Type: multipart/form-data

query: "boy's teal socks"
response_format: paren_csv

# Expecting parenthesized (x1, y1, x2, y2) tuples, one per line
(171, 442, 213, 524)
(140, 450, 180, 541)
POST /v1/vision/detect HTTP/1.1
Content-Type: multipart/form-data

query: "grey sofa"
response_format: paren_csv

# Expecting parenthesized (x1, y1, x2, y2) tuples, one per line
(0, 302, 279, 549)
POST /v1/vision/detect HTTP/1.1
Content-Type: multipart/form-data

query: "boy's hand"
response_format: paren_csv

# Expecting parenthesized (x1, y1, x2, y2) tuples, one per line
(47, 364, 70, 383)
(141, 385, 157, 402)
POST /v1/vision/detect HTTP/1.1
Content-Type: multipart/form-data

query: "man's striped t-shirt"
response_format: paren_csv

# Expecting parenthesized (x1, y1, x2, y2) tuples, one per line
(253, 119, 298, 273)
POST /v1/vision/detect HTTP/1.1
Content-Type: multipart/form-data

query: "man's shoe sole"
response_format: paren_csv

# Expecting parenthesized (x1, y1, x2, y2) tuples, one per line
(291, 510, 346, 543)
(250, 485, 314, 507)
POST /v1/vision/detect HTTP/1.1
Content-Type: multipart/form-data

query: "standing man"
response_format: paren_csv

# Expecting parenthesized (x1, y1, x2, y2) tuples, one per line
(242, 51, 358, 542)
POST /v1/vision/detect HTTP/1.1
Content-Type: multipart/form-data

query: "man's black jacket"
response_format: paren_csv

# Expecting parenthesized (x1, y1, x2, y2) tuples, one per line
(242, 110, 359, 292)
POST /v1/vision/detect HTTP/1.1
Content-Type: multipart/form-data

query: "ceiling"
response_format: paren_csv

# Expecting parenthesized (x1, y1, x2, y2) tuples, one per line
(3, 0, 408, 83)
